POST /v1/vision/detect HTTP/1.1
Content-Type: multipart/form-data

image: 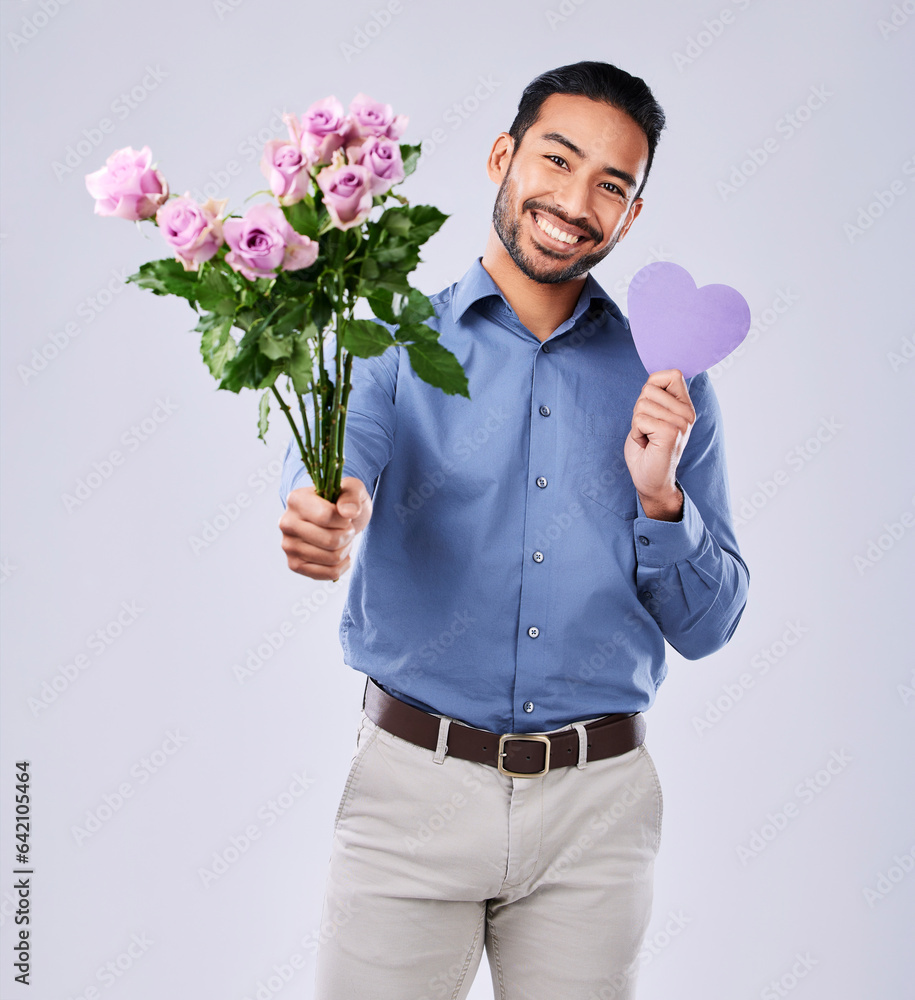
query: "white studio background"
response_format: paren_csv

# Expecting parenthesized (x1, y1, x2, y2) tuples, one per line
(1, 1, 913, 998)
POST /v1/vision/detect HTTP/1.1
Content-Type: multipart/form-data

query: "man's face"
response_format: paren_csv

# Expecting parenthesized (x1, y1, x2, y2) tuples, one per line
(489, 93, 649, 284)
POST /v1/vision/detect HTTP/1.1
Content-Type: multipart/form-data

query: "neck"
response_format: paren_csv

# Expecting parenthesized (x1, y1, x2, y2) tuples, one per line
(480, 225, 587, 342)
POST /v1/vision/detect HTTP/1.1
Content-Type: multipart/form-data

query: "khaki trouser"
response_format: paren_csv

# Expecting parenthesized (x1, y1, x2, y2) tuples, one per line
(314, 698, 663, 1000)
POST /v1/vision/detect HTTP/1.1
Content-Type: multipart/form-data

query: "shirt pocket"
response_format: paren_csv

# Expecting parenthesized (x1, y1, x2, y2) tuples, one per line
(579, 412, 638, 520)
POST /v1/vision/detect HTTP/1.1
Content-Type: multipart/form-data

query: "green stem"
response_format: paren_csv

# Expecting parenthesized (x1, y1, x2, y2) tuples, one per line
(270, 384, 314, 480)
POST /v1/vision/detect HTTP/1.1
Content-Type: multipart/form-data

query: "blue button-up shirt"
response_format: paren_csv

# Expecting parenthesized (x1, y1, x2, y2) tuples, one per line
(279, 257, 749, 733)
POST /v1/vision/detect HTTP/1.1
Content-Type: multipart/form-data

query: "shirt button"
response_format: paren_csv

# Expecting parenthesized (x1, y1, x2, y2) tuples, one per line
(539, 405, 551, 416)
(536, 476, 548, 488)
(641, 591, 653, 600)
(542, 343, 551, 353)
(532, 551, 544, 563)
(523, 701, 534, 713)
(638, 535, 650, 545)
(527, 626, 540, 639)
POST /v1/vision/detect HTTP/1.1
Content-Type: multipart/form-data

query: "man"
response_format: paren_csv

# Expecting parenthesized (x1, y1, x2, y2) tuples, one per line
(279, 60, 749, 999)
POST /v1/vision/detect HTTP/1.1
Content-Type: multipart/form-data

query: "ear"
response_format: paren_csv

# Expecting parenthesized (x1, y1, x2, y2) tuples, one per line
(616, 197, 644, 243)
(486, 132, 514, 184)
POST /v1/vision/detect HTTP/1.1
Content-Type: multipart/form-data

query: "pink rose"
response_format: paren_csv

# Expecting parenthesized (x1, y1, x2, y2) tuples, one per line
(223, 203, 318, 281)
(347, 135, 404, 195)
(316, 163, 374, 231)
(347, 93, 407, 141)
(156, 193, 227, 271)
(290, 97, 351, 166)
(85, 145, 169, 221)
(260, 140, 317, 205)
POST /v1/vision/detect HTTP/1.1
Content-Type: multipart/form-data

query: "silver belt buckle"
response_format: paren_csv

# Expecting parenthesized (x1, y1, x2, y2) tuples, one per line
(497, 733, 551, 777)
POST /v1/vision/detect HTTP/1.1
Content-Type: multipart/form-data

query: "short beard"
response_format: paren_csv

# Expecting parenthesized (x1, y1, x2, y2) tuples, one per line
(491, 163, 621, 284)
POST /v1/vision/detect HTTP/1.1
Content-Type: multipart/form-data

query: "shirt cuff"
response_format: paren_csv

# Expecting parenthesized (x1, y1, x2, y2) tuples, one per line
(633, 482, 705, 567)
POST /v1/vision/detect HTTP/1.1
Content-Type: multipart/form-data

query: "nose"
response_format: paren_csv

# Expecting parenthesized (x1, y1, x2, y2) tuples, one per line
(551, 172, 594, 235)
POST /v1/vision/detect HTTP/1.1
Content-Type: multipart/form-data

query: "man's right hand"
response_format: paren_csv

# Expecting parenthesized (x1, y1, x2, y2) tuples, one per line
(279, 476, 372, 581)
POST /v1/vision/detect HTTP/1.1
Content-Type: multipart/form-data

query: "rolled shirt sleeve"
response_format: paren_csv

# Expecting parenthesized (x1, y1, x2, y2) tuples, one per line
(632, 371, 750, 660)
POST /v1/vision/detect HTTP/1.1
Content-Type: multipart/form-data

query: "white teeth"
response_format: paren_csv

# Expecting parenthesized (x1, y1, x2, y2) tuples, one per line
(535, 213, 580, 244)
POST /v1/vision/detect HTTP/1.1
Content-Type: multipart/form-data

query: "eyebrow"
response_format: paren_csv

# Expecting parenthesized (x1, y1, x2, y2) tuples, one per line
(538, 131, 639, 193)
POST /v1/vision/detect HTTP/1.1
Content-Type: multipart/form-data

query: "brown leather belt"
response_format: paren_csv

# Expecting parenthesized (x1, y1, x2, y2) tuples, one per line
(363, 678, 646, 778)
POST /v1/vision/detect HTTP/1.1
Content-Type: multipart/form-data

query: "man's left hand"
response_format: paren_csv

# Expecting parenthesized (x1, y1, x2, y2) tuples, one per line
(624, 368, 696, 521)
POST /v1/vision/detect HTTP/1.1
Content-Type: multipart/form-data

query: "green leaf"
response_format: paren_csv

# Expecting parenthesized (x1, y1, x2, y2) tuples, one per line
(395, 288, 435, 326)
(288, 332, 315, 395)
(402, 204, 448, 244)
(379, 209, 412, 237)
(283, 197, 319, 240)
(366, 287, 396, 323)
(399, 142, 422, 179)
(404, 338, 470, 398)
(342, 318, 395, 358)
(126, 259, 200, 303)
(195, 267, 236, 312)
(257, 390, 270, 441)
(219, 325, 283, 393)
(195, 313, 237, 379)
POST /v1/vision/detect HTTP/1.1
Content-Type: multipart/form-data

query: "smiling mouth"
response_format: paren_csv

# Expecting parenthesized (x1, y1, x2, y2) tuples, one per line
(530, 211, 591, 251)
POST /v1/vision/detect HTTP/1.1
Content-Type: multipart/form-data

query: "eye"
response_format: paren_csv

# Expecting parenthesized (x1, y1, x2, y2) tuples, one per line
(545, 155, 624, 196)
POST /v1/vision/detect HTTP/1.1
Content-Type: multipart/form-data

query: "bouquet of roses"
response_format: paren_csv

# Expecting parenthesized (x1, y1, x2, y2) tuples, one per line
(85, 93, 470, 502)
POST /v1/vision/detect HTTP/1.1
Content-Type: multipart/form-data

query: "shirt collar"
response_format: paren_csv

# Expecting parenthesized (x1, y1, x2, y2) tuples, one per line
(450, 256, 623, 328)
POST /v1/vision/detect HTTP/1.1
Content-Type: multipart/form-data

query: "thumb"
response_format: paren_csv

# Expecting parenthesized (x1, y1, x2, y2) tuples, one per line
(335, 480, 365, 518)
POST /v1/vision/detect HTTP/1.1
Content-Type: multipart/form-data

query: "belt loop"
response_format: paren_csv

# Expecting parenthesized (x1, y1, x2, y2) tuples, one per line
(433, 716, 451, 764)
(572, 723, 588, 770)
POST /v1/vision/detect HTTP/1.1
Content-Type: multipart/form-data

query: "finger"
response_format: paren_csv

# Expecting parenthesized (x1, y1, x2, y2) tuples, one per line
(279, 517, 354, 554)
(637, 384, 696, 422)
(630, 410, 689, 444)
(632, 398, 694, 434)
(284, 486, 353, 526)
(645, 368, 692, 404)
(282, 534, 353, 570)
(288, 554, 352, 581)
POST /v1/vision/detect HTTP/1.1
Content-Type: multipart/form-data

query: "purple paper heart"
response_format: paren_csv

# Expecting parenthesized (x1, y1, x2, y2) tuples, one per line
(627, 262, 751, 379)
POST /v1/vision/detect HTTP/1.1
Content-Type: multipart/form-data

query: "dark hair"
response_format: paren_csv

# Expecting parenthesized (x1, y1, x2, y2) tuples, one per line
(507, 60, 666, 198)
